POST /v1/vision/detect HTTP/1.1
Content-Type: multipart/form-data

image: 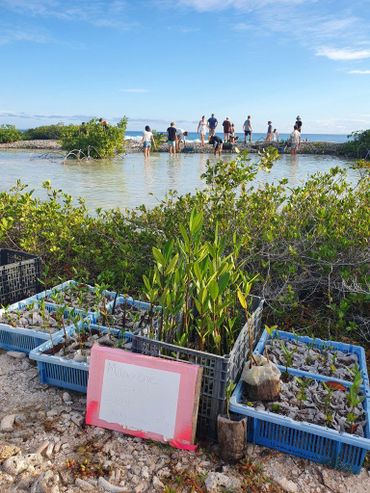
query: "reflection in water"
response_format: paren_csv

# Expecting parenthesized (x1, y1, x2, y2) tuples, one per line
(0, 150, 357, 212)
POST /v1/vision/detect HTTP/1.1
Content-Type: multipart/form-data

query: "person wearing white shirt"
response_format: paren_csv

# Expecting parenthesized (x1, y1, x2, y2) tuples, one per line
(290, 125, 301, 155)
(243, 116, 252, 143)
(141, 125, 156, 158)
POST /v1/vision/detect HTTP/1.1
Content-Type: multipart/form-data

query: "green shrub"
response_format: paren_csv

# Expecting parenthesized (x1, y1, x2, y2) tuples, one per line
(340, 129, 370, 158)
(0, 124, 22, 143)
(23, 124, 65, 140)
(0, 153, 368, 345)
(60, 117, 127, 158)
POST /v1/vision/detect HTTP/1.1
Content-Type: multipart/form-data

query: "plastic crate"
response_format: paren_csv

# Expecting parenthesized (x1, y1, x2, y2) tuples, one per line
(31, 280, 117, 321)
(29, 322, 132, 392)
(255, 329, 369, 388)
(131, 295, 264, 440)
(0, 299, 73, 354)
(103, 295, 161, 330)
(230, 371, 370, 474)
(0, 249, 41, 306)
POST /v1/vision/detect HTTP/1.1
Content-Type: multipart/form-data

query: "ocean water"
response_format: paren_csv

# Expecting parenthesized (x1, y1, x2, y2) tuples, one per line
(126, 131, 348, 144)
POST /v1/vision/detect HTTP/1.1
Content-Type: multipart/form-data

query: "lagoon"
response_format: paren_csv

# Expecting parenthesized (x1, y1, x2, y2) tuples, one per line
(0, 150, 358, 211)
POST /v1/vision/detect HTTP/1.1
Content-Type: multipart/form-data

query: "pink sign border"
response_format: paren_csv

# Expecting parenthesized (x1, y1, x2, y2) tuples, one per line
(86, 345, 201, 451)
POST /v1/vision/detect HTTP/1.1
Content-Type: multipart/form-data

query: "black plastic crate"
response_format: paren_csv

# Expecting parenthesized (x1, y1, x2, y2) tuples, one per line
(0, 249, 41, 306)
(131, 295, 264, 440)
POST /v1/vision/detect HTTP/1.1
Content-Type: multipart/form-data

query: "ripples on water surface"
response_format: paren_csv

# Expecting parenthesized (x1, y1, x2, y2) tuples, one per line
(0, 150, 358, 211)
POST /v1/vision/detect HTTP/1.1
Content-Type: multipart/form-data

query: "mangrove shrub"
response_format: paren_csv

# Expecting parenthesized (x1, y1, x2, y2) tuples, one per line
(60, 117, 127, 158)
(0, 124, 22, 143)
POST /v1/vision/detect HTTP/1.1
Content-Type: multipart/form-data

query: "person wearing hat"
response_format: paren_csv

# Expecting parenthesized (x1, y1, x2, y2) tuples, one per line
(295, 116, 302, 133)
(266, 121, 273, 142)
(222, 117, 232, 142)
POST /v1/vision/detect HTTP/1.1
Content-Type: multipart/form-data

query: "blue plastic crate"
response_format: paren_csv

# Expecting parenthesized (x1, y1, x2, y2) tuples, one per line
(29, 280, 117, 322)
(230, 371, 370, 474)
(29, 322, 132, 393)
(0, 299, 74, 354)
(254, 329, 369, 388)
(103, 295, 161, 331)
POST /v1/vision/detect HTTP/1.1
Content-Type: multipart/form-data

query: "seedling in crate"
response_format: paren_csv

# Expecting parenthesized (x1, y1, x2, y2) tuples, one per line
(263, 324, 278, 361)
(296, 377, 312, 408)
(346, 366, 364, 433)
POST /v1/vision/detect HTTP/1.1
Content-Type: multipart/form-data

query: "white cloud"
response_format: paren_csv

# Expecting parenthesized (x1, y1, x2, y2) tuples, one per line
(0, 0, 135, 30)
(348, 69, 370, 74)
(121, 88, 149, 94)
(232, 22, 253, 31)
(178, 0, 305, 11)
(316, 47, 370, 61)
(0, 26, 49, 46)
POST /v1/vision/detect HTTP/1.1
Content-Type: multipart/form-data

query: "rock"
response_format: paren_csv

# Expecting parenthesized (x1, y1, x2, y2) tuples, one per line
(62, 392, 72, 404)
(6, 351, 26, 359)
(152, 476, 164, 491)
(205, 472, 242, 492)
(0, 414, 17, 432)
(3, 453, 43, 475)
(0, 441, 20, 462)
(98, 476, 127, 493)
(36, 441, 50, 455)
(31, 470, 60, 493)
(75, 478, 96, 491)
(275, 477, 298, 492)
(134, 481, 148, 493)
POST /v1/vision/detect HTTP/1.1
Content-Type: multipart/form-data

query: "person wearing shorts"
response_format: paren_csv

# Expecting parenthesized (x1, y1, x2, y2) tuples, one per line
(209, 135, 223, 156)
(167, 122, 177, 154)
(266, 121, 273, 142)
(142, 125, 155, 158)
(243, 115, 252, 143)
(197, 115, 207, 146)
(222, 117, 232, 142)
(290, 125, 301, 155)
(207, 113, 218, 136)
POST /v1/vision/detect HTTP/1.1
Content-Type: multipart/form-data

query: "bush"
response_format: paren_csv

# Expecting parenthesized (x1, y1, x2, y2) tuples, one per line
(0, 153, 368, 346)
(340, 129, 370, 158)
(60, 117, 127, 158)
(23, 124, 65, 140)
(0, 124, 22, 143)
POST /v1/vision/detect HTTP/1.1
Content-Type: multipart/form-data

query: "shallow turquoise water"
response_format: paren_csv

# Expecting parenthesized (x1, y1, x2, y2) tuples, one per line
(0, 150, 358, 211)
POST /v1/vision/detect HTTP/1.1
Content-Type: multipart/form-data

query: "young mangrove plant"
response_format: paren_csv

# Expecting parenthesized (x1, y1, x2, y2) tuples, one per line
(143, 209, 258, 355)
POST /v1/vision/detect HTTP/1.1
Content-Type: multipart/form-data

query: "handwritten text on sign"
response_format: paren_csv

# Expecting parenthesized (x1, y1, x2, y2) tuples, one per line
(86, 345, 202, 450)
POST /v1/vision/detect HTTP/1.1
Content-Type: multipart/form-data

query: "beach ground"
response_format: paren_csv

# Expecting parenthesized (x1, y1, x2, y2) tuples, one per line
(0, 349, 369, 493)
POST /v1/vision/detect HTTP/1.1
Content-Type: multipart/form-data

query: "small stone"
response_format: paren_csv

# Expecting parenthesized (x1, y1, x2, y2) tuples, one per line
(98, 476, 127, 493)
(0, 414, 17, 432)
(75, 478, 96, 491)
(152, 476, 164, 491)
(275, 477, 298, 493)
(6, 351, 27, 359)
(62, 392, 72, 404)
(0, 442, 20, 462)
(3, 453, 42, 476)
(70, 413, 84, 427)
(205, 472, 242, 492)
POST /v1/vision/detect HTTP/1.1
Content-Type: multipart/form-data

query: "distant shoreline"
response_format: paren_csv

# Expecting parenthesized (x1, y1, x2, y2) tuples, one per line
(0, 138, 346, 156)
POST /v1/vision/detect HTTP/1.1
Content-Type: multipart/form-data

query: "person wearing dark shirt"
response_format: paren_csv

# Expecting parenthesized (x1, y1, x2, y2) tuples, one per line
(167, 122, 177, 154)
(207, 113, 218, 136)
(266, 121, 273, 142)
(295, 116, 302, 133)
(222, 117, 232, 142)
(209, 135, 223, 156)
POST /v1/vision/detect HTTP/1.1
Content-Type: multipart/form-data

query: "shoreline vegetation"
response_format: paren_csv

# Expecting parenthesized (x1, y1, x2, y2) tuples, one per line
(0, 153, 368, 353)
(0, 138, 347, 155)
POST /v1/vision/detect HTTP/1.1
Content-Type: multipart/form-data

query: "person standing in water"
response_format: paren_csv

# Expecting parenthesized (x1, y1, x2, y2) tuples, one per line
(243, 115, 252, 143)
(290, 125, 301, 155)
(209, 135, 223, 156)
(295, 116, 302, 133)
(207, 113, 218, 137)
(167, 122, 177, 155)
(222, 117, 232, 142)
(142, 125, 156, 158)
(197, 115, 208, 146)
(266, 121, 273, 142)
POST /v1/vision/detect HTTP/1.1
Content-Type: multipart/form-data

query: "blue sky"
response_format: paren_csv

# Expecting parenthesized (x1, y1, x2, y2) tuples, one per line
(0, 0, 370, 134)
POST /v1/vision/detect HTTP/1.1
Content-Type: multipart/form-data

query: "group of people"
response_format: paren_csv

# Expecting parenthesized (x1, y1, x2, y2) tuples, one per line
(141, 114, 303, 157)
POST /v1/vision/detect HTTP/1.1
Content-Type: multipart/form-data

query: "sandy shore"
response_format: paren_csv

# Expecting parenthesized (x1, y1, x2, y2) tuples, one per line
(0, 139, 345, 155)
(1, 349, 369, 492)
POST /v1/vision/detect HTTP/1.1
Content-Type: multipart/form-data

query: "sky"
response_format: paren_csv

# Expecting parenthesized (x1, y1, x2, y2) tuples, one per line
(0, 0, 370, 134)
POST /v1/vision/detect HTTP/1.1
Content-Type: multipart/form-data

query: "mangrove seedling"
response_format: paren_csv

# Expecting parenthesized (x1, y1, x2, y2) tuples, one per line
(296, 377, 312, 408)
(225, 381, 236, 420)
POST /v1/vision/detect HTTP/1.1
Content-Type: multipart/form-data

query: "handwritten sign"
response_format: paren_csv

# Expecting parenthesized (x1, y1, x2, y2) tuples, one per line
(86, 345, 202, 450)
